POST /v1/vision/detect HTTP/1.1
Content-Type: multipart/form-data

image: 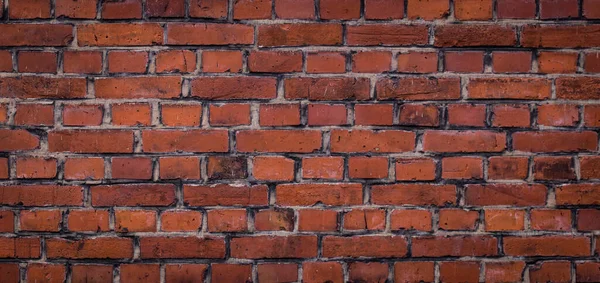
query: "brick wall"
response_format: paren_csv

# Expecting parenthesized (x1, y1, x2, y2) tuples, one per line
(0, 0, 600, 282)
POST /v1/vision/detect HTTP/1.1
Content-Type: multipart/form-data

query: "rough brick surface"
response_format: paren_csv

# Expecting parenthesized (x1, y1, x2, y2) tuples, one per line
(1, 1, 599, 282)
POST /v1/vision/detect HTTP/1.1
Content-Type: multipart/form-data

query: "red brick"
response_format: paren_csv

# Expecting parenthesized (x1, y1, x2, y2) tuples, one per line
(395, 158, 436, 181)
(0, 158, 7, 179)
(249, 51, 302, 73)
(306, 52, 346, 73)
(56, 0, 97, 19)
(140, 236, 226, 259)
(537, 104, 579, 127)
(161, 104, 202, 127)
(577, 209, 600, 231)
(277, 183, 362, 206)
(78, 23, 162, 46)
(529, 261, 572, 283)
(423, 130, 506, 153)
(233, 0, 271, 19)
(485, 209, 525, 231)
(207, 209, 247, 232)
(540, 0, 578, 19)
(585, 52, 600, 72)
(521, 25, 600, 48)
(16, 157, 57, 179)
(538, 51, 578, 73)
(68, 209, 110, 232)
(376, 77, 460, 100)
(303, 262, 344, 283)
(210, 104, 251, 126)
(308, 104, 347, 126)
(391, 209, 432, 231)
(101, 0, 141, 19)
(15, 103, 54, 126)
(344, 209, 386, 231)
(184, 184, 268, 206)
(576, 262, 600, 282)
(397, 52, 438, 73)
(108, 51, 148, 73)
(259, 24, 342, 46)
(493, 51, 532, 73)
(91, 184, 175, 207)
(556, 184, 600, 205)
(322, 236, 408, 257)
(96, 77, 180, 99)
(399, 104, 440, 126)
(298, 209, 337, 232)
(497, 0, 535, 18)
(192, 77, 276, 100)
(0, 51, 12, 72)
(156, 50, 195, 73)
(0, 24, 73, 46)
(354, 104, 394, 126)
(207, 156, 247, 180)
(302, 157, 344, 180)
(407, 0, 449, 19)
(202, 51, 243, 73)
(485, 262, 525, 283)
(0, 129, 39, 151)
(18, 51, 57, 73)
(439, 261, 480, 283)
(534, 156, 576, 180)
(146, 0, 185, 17)
(413, 235, 498, 257)
(259, 104, 301, 126)
(435, 25, 516, 47)
(448, 104, 486, 126)
(230, 236, 317, 259)
(469, 78, 551, 100)
(455, 0, 492, 20)
(189, 0, 227, 18)
(47, 238, 133, 259)
(442, 157, 483, 179)
(584, 0, 600, 18)
(159, 156, 201, 180)
(331, 129, 415, 153)
(120, 264, 160, 283)
(160, 210, 202, 232)
(112, 103, 152, 126)
(504, 236, 590, 256)
(488, 156, 529, 180)
(253, 156, 295, 181)
(63, 104, 103, 126)
(168, 23, 253, 45)
(349, 262, 388, 283)
(445, 51, 484, 73)
(71, 265, 113, 283)
(352, 51, 392, 73)
(580, 156, 600, 179)
(372, 184, 456, 206)
(465, 184, 547, 206)
(111, 157, 152, 180)
(115, 210, 157, 232)
(285, 77, 370, 100)
(10, 0, 51, 19)
(365, 0, 404, 19)
(439, 209, 479, 231)
(347, 24, 428, 46)
(512, 131, 597, 152)
(557, 77, 600, 100)
(142, 130, 228, 153)
(64, 51, 102, 74)
(20, 210, 61, 232)
(492, 104, 530, 127)
(394, 262, 435, 283)
(0, 211, 14, 232)
(0, 185, 82, 206)
(258, 263, 299, 283)
(212, 264, 252, 282)
(320, 0, 360, 19)
(348, 156, 388, 179)
(530, 209, 572, 231)
(1, 77, 85, 99)
(254, 209, 295, 231)
(165, 264, 207, 283)
(237, 130, 321, 153)
(0, 237, 41, 258)
(275, 0, 315, 19)
(27, 264, 65, 283)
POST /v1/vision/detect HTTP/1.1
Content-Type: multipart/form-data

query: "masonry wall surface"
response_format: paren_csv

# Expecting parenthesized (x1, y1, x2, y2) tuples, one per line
(0, 0, 600, 282)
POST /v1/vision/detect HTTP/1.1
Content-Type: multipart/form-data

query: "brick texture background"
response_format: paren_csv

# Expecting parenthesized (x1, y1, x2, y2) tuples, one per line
(0, 0, 600, 282)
